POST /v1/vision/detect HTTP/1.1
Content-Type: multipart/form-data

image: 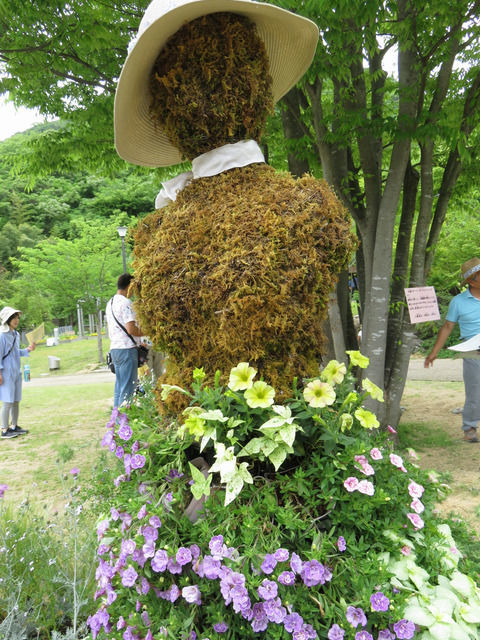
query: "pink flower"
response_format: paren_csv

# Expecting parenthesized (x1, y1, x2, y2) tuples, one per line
(69, 467, 80, 476)
(344, 477, 359, 492)
(389, 454, 405, 469)
(408, 480, 424, 498)
(400, 546, 412, 556)
(369, 448, 383, 460)
(357, 480, 375, 496)
(407, 513, 424, 530)
(410, 498, 424, 514)
(387, 424, 397, 434)
(354, 455, 375, 476)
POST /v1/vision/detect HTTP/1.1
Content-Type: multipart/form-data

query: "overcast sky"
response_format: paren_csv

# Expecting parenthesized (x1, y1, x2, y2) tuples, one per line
(0, 95, 44, 141)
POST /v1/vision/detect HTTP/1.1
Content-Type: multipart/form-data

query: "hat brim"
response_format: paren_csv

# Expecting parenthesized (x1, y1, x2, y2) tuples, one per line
(114, 0, 319, 167)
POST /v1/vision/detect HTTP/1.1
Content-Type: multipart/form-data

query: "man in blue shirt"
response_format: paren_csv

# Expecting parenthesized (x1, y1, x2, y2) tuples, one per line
(424, 257, 480, 442)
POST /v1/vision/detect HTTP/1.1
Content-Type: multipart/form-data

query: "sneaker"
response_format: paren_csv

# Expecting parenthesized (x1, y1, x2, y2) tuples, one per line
(1, 428, 19, 439)
(11, 426, 28, 435)
(463, 428, 479, 443)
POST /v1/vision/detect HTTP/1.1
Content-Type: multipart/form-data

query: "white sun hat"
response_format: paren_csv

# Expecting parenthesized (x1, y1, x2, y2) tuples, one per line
(114, 0, 319, 167)
(0, 307, 21, 333)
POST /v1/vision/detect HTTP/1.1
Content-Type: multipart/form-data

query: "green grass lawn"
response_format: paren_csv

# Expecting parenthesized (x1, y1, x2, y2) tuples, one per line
(1, 338, 114, 509)
(26, 335, 109, 377)
(0, 382, 113, 509)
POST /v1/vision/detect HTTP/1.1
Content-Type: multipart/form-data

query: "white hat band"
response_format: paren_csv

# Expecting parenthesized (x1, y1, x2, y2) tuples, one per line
(462, 264, 480, 280)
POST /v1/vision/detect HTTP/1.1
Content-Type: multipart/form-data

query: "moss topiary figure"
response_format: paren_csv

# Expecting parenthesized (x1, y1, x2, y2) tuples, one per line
(114, 3, 356, 411)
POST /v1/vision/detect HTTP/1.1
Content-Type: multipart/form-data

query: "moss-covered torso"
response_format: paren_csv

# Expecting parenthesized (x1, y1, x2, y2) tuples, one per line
(133, 163, 355, 400)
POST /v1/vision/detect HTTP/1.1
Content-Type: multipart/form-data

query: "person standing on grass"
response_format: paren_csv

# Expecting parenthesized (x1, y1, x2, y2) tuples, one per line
(424, 257, 480, 443)
(0, 307, 36, 439)
(106, 273, 146, 408)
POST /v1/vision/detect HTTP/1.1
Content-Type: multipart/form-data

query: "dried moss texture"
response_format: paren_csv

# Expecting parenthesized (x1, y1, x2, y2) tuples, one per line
(149, 13, 273, 160)
(132, 164, 356, 405)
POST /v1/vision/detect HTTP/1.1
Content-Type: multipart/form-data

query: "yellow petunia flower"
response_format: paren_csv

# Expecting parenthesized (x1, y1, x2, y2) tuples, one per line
(339, 413, 354, 431)
(303, 379, 336, 408)
(361, 378, 384, 402)
(228, 362, 257, 391)
(244, 381, 275, 408)
(354, 408, 379, 430)
(346, 350, 370, 369)
(321, 359, 347, 385)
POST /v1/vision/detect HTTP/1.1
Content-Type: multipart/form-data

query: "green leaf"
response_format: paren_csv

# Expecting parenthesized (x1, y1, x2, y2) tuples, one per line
(268, 445, 288, 470)
(188, 462, 212, 500)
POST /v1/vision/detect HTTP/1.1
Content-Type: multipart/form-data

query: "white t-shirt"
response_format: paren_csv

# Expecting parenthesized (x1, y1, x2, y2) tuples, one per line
(106, 294, 139, 349)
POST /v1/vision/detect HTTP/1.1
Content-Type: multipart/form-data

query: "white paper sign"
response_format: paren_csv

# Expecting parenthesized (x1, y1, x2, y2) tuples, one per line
(404, 287, 441, 323)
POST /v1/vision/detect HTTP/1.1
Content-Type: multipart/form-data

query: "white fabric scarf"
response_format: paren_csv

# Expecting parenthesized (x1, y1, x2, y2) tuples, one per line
(154, 140, 265, 209)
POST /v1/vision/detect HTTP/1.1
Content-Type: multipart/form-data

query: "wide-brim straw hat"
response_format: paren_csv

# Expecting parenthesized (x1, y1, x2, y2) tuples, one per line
(460, 257, 480, 285)
(0, 306, 21, 333)
(114, 0, 319, 167)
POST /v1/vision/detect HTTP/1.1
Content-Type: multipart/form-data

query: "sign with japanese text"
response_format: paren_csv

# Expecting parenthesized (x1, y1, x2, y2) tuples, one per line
(404, 286, 440, 323)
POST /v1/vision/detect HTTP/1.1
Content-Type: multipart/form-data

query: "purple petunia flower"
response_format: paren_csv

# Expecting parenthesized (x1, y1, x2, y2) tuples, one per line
(274, 548, 290, 562)
(284, 612, 304, 633)
(137, 504, 147, 520)
(337, 536, 347, 552)
(96, 519, 109, 540)
(115, 446, 124, 459)
(116, 616, 126, 630)
(209, 535, 227, 558)
(251, 602, 269, 632)
(131, 454, 146, 469)
(290, 552, 303, 574)
(202, 555, 222, 579)
(301, 560, 330, 587)
(101, 430, 114, 448)
(121, 538, 136, 556)
(142, 525, 158, 542)
(327, 624, 345, 640)
(121, 566, 138, 587)
(278, 570, 296, 586)
(393, 620, 415, 639)
(149, 515, 162, 528)
(142, 540, 156, 559)
(263, 597, 287, 624)
(370, 591, 390, 612)
(261, 553, 277, 574)
(258, 579, 278, 600)
(378, 630, 395, 640)
(213, 622, 228, 633)
(355, 631, 373, 640)
(346, 606, 367, 628)
(182, 585, 202, 604)
(190, 544, 201, 560)
(117, 421, 133, 441)
(176, 547, 193, 566)
(132, 548, 146, 568)
(167, 557, 183, 574)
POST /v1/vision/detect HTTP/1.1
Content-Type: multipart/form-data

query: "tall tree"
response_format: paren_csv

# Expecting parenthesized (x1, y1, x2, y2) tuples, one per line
(10, 217, 130, 361)
(274, 0, 480, 425)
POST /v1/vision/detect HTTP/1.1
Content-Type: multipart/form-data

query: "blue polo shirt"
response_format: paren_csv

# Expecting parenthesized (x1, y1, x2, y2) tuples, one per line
(446, 289, 480, 339)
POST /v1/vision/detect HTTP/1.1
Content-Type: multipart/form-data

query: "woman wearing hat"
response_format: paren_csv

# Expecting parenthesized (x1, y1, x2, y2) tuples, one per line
(424, 257, 480, 442)
(0, 307, 36, 439)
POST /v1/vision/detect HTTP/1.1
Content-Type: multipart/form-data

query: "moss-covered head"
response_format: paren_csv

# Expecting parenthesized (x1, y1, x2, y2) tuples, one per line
(149, 12, 274, 160)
